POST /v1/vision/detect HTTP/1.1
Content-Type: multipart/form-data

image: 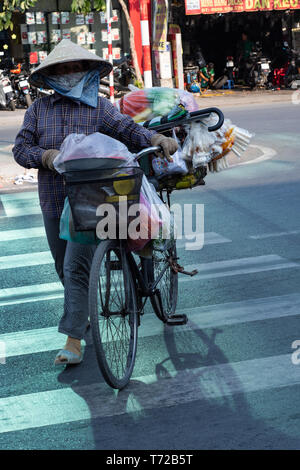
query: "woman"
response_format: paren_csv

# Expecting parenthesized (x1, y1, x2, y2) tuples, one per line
(13, 39, 178, 366)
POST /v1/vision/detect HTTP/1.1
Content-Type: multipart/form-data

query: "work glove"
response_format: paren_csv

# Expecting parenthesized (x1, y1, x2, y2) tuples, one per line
(150, 133, 178, 162)
(42, 149, 60, 171)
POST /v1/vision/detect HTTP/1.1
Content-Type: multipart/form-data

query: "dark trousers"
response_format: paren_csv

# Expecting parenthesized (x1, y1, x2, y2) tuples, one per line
(43, 214, 96, 340)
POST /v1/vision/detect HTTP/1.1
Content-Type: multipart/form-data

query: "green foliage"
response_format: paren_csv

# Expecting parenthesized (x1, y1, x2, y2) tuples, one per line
(0, 0, 105, 31)
(0, 0, 38, 31)
(71, 0, 106, 14)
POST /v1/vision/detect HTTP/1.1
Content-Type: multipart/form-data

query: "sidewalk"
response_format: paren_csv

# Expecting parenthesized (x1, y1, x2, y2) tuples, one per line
(194, 87, 294, 107)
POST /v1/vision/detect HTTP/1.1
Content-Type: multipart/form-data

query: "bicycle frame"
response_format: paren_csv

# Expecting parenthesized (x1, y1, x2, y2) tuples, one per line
(127, 248, 172, 299)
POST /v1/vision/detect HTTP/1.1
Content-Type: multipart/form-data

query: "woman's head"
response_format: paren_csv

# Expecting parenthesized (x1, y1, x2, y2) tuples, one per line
(45, 60, 92, 77)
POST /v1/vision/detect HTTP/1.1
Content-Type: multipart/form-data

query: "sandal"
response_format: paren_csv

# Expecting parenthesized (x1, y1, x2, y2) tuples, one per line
(54, 349, 82, 366)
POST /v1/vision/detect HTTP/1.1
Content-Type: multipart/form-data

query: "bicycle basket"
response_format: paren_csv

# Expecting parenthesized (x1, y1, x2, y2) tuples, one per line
(63, 166, 144, 232)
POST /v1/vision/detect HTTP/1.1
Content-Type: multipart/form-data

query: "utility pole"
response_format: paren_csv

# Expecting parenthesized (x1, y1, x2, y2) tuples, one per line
(140, 0, 152, 88)
(106, 0, 114, 103)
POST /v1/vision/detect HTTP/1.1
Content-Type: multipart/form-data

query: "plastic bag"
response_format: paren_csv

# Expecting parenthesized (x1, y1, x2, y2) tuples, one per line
(115, 87, 199, 123)
(53, 132, 135, 174)
(182, 122, 215, 167)
(59, 197, 97, 245)
(127, 176, 174, 253)
(151, 130, 188, 179)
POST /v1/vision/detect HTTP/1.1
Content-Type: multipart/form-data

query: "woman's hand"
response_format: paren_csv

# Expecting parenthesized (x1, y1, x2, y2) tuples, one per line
(150, 134, 178, 162)
(42, 149, 60, 170)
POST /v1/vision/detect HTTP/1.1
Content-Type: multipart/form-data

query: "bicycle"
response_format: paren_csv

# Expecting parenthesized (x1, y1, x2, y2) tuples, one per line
(62, 107, 224, 390)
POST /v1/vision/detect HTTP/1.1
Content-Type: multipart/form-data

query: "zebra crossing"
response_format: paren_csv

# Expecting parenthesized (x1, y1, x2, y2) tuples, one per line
(0, 189, 300, 447)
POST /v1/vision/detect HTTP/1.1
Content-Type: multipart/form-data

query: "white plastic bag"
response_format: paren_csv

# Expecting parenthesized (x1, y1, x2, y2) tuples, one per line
(151, 130, 188, 179)
(53, 132, 135, 173)
(127, 176, 175, 252)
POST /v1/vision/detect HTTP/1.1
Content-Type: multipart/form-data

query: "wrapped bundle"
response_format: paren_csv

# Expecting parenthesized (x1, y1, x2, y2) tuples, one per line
(115, 87, 199, 123)
(181, 118, 253, 173)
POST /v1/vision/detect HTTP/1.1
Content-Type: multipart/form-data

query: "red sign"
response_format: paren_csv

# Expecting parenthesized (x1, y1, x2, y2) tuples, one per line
(185, 0, 300, 14)
(29, 52, 38, 65)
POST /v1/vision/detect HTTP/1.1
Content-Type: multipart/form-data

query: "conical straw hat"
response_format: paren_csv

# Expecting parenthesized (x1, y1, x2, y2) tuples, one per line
(30, 39, 112, 88)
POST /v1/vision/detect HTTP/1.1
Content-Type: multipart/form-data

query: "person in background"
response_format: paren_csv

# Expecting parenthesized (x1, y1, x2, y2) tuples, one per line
(12, 39, 178, 367)
(199, 62, 215, 91)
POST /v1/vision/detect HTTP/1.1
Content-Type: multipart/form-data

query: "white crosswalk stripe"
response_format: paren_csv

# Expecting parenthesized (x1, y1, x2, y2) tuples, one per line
(0, 226, 46, 241)
(0, 254, 298, 304)
(0, 353, 299, 434)
(0, 293, 299, 359)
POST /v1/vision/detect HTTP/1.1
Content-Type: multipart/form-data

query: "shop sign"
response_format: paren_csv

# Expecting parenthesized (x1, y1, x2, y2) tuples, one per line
(153, 0, 169, 51)
(185, 0, 300, 14)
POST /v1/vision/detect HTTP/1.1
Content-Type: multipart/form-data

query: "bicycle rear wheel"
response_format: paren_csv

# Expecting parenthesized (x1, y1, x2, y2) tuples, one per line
(89, 240, 138, 389)
(144, 242, 178, 323)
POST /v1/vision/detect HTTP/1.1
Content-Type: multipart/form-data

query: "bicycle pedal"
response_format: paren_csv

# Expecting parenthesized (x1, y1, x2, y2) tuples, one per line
(166, 314, 188, 326)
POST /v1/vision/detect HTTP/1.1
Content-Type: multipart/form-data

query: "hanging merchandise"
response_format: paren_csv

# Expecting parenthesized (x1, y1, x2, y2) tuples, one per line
(35, 12, 45, 25)
(62, 30, 71, 40)
(26, 12, 35, 25)
(37, 31, 47, 45)
(112, 28, 120, 41)
(85, 13, 94, 24)
(51, 12, 60, 25)
(100, 11, 106, 24)
(20, 25, 28, 45)
(29, 52, 38, 65)
(77, 32, 86, 45)
(61, 12, 70, 25)
(112, 10, 119, 22)
(76, 14, 85, 25)
(52, 30, 61, 43)
(101, 30, 108, 42)
(27, 32, 37, 45)
(38, 51, 48, 62)
(112, 48, 121, 60)
(86, 32, 95, 45)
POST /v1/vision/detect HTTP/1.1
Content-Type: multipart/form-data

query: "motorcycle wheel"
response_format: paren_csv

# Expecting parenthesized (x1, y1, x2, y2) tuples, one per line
(9, 100, 16, 111)
(25, 94, 32, 108)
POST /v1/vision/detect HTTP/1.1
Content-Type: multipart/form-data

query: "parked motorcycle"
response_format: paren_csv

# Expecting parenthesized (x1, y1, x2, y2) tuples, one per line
(240, 43, 271, 89)
(10, 63, 33, 108)
(0, 69, 15, 111)
(99, 56, 137, 98)
(268, 45, 300, 89)
(213, 56, 236, 90)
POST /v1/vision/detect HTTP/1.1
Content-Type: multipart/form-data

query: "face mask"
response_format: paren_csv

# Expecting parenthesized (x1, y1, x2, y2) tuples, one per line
(49, 71, 86, 90)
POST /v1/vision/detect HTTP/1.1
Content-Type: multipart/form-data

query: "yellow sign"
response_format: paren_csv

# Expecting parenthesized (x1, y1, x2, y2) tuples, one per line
(153, 0, 168, 52)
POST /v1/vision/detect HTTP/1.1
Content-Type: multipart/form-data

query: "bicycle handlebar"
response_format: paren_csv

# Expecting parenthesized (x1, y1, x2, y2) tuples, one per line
(134, 146, 162, 161)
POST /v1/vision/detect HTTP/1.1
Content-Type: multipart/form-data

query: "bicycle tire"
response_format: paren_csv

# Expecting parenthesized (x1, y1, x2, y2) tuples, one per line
(89, 240, 138, 389)
(145, 242, 178, 323)
(9, 100, 16, 111)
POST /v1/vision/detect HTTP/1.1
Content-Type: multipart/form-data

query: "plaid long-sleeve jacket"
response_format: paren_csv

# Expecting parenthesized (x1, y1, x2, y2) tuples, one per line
(13, 93, 156, 218)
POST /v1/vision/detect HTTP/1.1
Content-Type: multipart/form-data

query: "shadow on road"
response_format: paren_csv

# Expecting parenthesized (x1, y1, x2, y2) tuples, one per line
(56, 319, 300, 450)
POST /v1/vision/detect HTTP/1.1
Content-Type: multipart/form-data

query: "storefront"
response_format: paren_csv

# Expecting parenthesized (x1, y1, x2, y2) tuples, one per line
(2, 0, 130, 69)
(170, 0, 300, 76)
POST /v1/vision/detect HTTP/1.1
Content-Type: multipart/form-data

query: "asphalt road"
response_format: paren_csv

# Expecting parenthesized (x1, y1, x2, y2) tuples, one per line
(0, 102, 300, 449)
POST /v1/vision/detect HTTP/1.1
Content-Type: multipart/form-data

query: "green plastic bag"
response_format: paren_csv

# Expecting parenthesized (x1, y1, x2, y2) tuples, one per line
(59, 197, 98, 245)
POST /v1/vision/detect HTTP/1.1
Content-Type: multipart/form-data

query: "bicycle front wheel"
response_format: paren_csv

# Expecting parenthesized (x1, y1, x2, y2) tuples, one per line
(145, 242, 178, 323)
(89, 240, 138, 389)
